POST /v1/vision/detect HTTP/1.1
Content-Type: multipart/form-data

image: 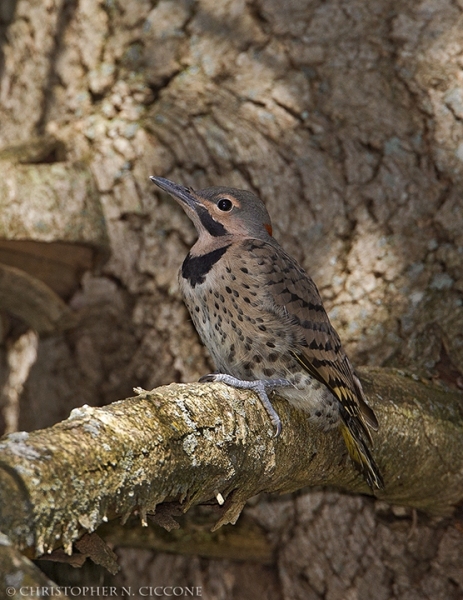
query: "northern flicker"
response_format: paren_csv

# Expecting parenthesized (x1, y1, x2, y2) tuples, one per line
(151, 176, 384, 490)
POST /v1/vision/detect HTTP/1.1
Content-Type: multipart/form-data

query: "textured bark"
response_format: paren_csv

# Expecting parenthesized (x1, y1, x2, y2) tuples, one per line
(1, 0, 463, 598)
(0, 534, 56, 593)
(0, 368, 462, 558)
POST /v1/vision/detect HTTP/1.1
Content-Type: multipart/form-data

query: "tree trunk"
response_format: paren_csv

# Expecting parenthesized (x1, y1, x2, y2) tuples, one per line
(1, 0, 463, 598)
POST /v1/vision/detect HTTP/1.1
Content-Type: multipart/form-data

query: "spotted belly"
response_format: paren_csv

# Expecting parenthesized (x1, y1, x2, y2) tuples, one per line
(181, 273, 340, 428)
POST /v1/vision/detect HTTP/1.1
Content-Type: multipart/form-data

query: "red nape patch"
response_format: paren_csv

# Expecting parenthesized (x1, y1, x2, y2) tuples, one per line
(264, 223, 273, 236)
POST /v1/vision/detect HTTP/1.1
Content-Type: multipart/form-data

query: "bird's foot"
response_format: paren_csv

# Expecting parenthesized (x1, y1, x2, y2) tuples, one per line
(199, 373, 292, 436)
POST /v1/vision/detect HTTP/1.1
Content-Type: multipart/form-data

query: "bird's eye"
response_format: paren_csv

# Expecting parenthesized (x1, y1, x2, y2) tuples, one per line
(217, 198, 233, 212)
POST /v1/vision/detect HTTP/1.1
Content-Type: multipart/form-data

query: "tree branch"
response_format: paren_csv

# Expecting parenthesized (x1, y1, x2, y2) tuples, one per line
(0, 367, 462, 560)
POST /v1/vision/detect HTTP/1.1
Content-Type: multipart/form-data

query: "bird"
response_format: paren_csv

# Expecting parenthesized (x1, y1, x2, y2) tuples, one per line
(150, 175, 384, 490)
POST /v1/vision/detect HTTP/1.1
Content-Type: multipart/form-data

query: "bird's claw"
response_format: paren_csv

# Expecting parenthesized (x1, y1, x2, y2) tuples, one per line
(198, 372, 291, 436)
(198, 373, 217, 383)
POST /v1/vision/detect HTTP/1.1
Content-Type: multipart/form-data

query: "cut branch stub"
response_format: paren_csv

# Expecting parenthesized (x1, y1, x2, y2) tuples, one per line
(0, 264, 77, 334)
(0, 142, 109, 334)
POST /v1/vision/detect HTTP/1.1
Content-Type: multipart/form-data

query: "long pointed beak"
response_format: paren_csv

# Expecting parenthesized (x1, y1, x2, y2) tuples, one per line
(150, 176, 200, 210)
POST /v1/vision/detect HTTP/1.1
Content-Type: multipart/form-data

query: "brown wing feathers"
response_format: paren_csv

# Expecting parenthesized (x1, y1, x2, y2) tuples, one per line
(266, 246, 375, 432)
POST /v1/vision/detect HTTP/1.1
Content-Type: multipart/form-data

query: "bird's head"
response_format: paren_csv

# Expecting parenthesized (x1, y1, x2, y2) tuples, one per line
(150, 176, 273, 241)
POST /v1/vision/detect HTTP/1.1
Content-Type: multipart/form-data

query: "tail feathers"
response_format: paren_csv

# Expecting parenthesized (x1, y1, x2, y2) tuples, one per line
(339, 418, 384, 491)
(352, 371, 378, 432)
